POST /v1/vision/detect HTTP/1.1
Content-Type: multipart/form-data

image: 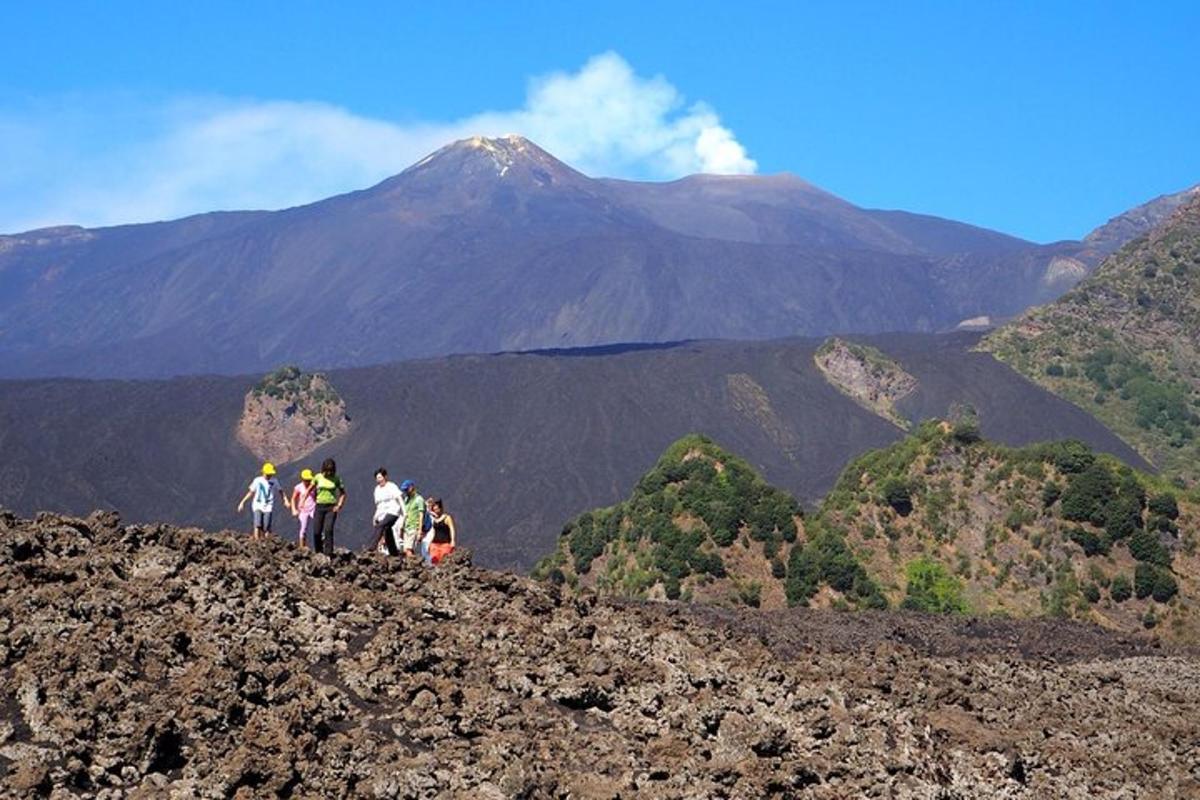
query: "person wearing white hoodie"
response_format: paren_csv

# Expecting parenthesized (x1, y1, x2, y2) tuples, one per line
(370, 468, 405, 555)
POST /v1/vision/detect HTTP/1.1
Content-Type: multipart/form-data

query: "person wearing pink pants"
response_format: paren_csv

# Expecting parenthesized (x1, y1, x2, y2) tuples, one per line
(291, 468, 317, 549)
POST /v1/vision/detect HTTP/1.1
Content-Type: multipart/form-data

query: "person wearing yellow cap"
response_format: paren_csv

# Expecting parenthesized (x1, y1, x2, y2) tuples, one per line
(290, 468, 317, 549)
(237, 462, 292, 541)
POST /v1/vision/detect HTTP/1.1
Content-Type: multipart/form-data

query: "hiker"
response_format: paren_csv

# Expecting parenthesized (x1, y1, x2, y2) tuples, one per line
(427, 497, 457, 565)
(290, 468, 316, 549)
(237, 462, 291, 541)
(308, 458, 346, 554)
(370, 468, 404, 556)
(398, 479, 426, 559)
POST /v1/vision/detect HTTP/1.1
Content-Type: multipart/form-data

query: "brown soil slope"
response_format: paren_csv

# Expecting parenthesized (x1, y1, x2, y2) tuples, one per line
(2, 510, 1197, 798)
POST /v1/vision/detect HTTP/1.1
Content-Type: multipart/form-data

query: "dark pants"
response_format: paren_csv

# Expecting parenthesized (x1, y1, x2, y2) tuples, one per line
(374, 514, 401, 555)
(314, 504, 338, 554)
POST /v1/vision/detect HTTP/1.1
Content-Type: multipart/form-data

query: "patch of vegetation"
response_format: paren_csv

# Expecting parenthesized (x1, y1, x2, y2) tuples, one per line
(900, 557, 969, 615)
(785, 523, 886, 610)
(252, 364, 343, 407)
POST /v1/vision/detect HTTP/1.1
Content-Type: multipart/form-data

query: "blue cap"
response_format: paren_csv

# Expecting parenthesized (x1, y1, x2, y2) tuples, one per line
(400, 479, 414, 491)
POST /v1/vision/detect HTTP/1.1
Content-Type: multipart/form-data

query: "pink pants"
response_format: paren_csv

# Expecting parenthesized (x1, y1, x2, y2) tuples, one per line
(297, 511, 314, 543)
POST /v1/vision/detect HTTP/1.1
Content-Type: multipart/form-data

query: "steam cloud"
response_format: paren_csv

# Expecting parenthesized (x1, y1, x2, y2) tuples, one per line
(0, 52, 756, 232)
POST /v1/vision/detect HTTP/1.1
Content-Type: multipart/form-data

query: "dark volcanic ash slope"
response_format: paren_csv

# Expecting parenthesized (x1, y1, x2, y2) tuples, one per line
(0, 334, 1147, 571)
(0, 136, 1097, 379)
(2, 510, 1197, 798)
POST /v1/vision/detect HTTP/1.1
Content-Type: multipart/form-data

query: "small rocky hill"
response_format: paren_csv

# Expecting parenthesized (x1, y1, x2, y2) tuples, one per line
(236, 365, 350, 463)
(985, 196, 1200, 484)
(2, 508, 1198, 797)
(814, 419, 1199, 640)
(814, 337, 916, 428)
(532, 435, 817, 610)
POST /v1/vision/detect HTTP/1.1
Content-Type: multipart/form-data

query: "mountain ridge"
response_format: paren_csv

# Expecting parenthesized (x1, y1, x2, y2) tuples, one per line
(0, 136, 1133, 379)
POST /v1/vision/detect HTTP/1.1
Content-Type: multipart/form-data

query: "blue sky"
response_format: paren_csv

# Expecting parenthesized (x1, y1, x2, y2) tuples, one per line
(2, 1, 1197, 241)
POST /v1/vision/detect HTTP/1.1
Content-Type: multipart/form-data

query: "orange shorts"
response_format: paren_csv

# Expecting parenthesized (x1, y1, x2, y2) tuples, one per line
(429, 542, 454, 565)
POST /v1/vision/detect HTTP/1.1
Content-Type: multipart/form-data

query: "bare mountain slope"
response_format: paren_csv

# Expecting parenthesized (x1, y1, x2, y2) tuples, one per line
(0, 136, 1108, 379)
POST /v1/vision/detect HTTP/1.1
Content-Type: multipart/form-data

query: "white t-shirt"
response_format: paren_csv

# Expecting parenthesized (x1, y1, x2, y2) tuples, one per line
(374, 481, 404, 522)
(249, 476, 281, 512)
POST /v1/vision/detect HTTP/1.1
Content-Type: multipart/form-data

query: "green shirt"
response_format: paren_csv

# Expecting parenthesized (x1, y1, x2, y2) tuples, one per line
(401, 492, 426, 533)
(313, 473, 345, 505)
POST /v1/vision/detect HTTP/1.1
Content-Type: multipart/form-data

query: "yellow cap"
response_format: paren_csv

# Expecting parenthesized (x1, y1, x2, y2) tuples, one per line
(262, 462, 276, 475)
(300, 468, 314, 481)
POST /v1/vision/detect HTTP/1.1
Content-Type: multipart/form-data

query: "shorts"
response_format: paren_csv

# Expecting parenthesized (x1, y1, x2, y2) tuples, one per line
(298, 511, 313, 538)
(253, 509, 274, 532)
(429, 542, 454, 565)
(401, 526, 421, 553)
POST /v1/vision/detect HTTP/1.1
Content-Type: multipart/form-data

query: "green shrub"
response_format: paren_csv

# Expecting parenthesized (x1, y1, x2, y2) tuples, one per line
(1041, 481, 1063, 508)
(1082, 583, 1101, 604)
(881, 477, 914, 517)
(901, 557, 969, 615)
(1060, 462, 1116, 525)
(1134, 563, 1157, 599)
(1044, 364, 1065, 377)
(785, 526, 884, 608)
(1128, 530, 1172, 567)
(739, 581, 763, 608)
(1152, 569, 1179, 603)
(1148, 493, 1180, 520)
(1068, 527, 1111, 557)
(1110, 574, 1132, 602)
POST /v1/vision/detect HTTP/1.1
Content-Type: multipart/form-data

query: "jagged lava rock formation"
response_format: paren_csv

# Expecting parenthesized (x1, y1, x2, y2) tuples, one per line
(236, 366, 350, 463)
(2, 509, 1198, 797)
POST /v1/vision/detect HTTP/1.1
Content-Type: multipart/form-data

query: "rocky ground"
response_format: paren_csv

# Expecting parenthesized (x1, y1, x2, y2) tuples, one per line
(2, 510, 1198, 798)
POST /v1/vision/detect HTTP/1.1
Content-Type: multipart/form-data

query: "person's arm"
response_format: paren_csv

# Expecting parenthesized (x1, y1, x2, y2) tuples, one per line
(291, 487, 302, 516)
(334, 480, 346, 513)
(278, 484, 293, 513)
(447, 514, 457, 548)
(236, 487, 254, 512)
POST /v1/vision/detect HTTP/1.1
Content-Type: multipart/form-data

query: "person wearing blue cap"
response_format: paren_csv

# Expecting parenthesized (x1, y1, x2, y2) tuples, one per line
(398, 479, 426, 559)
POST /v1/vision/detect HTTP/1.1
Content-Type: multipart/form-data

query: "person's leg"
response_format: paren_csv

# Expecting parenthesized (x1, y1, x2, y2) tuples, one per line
(298, 512, 310, 548)
(322, 509, 337, 555)
(375, 514, 400, 555)
(262, 511, 273, 540)
(313, 506, 328, 553)
(252, 510, 264, 540)
(402, 525, 418, 557)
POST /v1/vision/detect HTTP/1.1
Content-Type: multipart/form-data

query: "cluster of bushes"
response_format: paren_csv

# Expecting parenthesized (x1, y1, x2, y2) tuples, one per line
(1080, 349, 1197, 446)
(253, 365, 341, 407)
(1134, 562, 1179, 603)
(785, 522, 886, 609)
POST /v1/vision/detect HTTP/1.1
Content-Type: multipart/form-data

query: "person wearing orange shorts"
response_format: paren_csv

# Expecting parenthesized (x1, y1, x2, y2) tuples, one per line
(427, 497, 457, 565)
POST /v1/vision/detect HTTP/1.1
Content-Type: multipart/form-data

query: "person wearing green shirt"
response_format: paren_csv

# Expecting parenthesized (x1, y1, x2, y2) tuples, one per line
(307, 457, 346, 554)
(399, 479, 426, 559)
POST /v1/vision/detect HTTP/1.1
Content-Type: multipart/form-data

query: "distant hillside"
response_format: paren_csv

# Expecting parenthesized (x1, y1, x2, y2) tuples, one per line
(1083, 184, 1200, 254)
(985, 196, 1200, 484)
(0, 135, 1108, 379)
(537, 423, 1199, 640)
(0, 333, 1148, 571)
(817, 420, 1198, 640)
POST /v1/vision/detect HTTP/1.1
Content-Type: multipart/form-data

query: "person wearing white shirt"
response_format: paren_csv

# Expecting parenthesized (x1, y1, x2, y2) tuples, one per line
(370, 468, 405, 555)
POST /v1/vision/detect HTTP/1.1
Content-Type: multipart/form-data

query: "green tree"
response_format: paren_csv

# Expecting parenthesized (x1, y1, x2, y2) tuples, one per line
(1060, 462, 1116, 525)
(900, 557, 970, 615)
(1110, 574, 1132, 603)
